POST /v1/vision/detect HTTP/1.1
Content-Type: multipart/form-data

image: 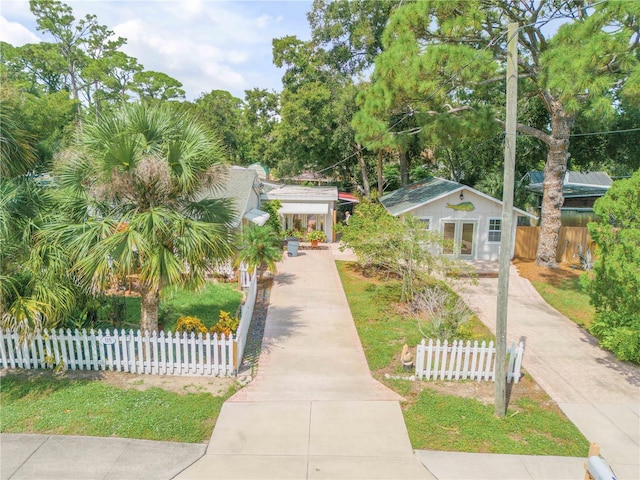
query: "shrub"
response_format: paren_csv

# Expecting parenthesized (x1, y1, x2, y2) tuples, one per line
(174, 316, 207, 335)
(411, 285, 473, 340)
(306, 230, 326, 242)
(585, 170, 640, 363)
(210, 311, 239, 337)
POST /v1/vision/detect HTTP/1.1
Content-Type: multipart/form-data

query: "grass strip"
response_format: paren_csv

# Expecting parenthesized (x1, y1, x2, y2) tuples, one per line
(1, 372, 232, 443)
(530, 277, 594, 329)
(404, 388, 588, 456)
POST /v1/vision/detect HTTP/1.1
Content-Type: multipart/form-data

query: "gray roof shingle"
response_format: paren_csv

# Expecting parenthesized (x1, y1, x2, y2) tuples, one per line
(379, 177, 462, 216)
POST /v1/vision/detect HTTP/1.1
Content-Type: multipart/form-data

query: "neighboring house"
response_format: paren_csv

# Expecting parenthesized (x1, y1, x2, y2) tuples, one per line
(247, 162, 269, 180)
(196, 166, 269, 231)
(261, 185, 338, 242)
(379, 177, 537, 261)
(525, 171, 613, 226)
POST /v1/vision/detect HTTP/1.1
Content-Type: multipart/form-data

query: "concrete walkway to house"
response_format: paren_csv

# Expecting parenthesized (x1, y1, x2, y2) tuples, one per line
(456, 266, 640, 479)
(175, 247, 434, 479)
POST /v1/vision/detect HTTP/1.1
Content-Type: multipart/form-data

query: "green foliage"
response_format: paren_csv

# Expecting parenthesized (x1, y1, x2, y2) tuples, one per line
(261, 200, 283, 237)
(0, 371, 232, 443)
(411, 284, 474, 341)
(174, 316, 207, 335)
(209, 310, 239, 337)
(235, 225, 282, 279)
(306, 230, 326, 242)
(240, 88, 280, 167)
(191, 90, 244, 162)
(404, 389, 588, 455)
(47, 102, 234, 333)
(585, 170, 640, 362)
(339, 202, 457, 302)
(309, 0, 403, 75)
(132, 70, 185, 102)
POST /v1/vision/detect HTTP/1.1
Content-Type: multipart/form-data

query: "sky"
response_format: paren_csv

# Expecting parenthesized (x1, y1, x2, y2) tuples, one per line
(0, 0, 314, 100)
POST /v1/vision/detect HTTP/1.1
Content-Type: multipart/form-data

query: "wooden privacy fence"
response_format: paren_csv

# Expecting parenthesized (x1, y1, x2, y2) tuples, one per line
(415, 339, 524, 383)
(515, 226, 593, 262)
(0, 329, 236, 376)
(0, 269, 259, 377)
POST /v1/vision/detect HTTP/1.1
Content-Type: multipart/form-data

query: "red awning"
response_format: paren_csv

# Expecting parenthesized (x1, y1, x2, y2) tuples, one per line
(338, 192, 359, 203)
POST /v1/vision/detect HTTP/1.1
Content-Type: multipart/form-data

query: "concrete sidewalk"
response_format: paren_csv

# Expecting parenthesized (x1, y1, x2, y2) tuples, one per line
(458, 265, 640, 479)
(176, 248, 433, 479)
(0, 433, 205, 480)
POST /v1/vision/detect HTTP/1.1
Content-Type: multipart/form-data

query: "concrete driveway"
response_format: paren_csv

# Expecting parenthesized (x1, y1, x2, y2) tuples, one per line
(457, 265, 640, 479)
(176, 248, 434, 479)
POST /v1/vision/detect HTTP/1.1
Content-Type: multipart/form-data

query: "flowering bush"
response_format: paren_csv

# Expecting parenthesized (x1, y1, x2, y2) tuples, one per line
(210, 311, 240, 337)
(175, 316, 207, 335)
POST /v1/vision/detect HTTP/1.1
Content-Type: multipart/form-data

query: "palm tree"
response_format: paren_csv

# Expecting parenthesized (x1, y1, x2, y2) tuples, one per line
(1, 90, 88, 338)
(235, 225, 282, 279)
(49, 103, 234, 333)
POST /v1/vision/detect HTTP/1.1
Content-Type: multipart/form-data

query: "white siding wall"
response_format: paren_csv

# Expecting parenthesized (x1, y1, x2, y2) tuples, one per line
(280, 201, 335, 242)
(407, 190, 519, 261)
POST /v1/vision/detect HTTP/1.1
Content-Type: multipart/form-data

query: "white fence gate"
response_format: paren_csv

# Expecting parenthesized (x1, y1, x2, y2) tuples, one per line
(0, 270, 259, 377)
(415, 339, 524, 383)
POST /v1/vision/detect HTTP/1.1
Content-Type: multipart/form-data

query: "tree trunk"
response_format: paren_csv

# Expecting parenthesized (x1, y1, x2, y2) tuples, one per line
(536, 103, 574, 268)
(400, 148, 409, 187)
(140, 285, 160, 333)
(356, 144, 371, 199)
(377, 150, 384, 197)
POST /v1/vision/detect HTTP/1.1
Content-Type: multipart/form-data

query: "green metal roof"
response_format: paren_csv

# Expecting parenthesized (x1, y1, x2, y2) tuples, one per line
(526, 171, 612, 197)
(379, 177, 462, 216)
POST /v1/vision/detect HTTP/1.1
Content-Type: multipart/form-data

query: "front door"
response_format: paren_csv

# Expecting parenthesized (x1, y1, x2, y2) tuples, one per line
(442, 221, 476, 259)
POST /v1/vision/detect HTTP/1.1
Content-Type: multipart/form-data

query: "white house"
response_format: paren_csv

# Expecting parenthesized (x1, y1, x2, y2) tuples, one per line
(379, 177, 537, 261)
(261, 185, 338, 242)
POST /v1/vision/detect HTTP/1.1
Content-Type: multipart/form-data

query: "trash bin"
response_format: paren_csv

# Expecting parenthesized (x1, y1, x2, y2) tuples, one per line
(287, 237, 299, 257)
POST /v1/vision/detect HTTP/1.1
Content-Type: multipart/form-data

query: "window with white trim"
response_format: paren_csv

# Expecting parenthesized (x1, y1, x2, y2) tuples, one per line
(488, 218, 502, 243)
(419, 216, 432, 230)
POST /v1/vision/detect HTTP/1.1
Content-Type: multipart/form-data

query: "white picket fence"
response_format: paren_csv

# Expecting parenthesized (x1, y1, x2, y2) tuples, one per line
(234, 267, 258, 371)
(0, 270, 259, 377)
(415, 339, 524, 383)
(0, 328, 236, 376)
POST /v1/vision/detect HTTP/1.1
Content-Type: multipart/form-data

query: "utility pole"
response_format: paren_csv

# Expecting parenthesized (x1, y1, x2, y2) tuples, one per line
(495, 22, 518, 418)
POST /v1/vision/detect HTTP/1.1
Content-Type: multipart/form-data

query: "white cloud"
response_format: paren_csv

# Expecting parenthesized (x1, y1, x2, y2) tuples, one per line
(0, 15, 40, 46)
(2, 0, 313, 100)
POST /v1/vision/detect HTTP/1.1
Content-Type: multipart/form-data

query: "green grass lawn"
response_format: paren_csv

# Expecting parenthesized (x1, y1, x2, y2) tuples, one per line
(531, 276, 595, 329)
(336, 260, 589, 457)
(0, 371, 233, 443)
(122, 282, 243, 331)
(336, 261, 493, 371)
(404, 389, 588, 456)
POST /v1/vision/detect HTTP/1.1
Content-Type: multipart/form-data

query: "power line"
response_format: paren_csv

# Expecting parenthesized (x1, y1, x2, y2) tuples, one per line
(311, 6, 634, 177)
(314, 27, 511, 175)
(569, 127, 640, 137)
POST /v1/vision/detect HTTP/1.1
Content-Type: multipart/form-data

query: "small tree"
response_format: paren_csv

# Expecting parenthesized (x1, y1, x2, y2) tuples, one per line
(261, 200, 283, 238)
(235, 225, 282, 279)
(339, 202, 457, 302)
(585, 170, 640, 363)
